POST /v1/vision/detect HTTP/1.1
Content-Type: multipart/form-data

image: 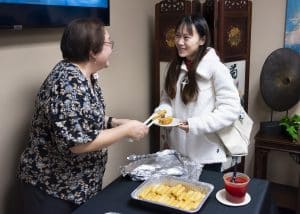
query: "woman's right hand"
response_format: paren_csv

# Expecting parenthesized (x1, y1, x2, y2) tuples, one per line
(126, 120, 149, 141)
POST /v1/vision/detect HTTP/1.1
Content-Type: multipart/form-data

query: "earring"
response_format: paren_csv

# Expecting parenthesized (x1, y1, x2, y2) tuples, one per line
(91, 57, 96, 64)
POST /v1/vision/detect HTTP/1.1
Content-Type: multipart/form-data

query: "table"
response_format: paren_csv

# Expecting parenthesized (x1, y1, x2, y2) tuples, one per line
(73, 170, 277, 214)
(254, 130, 300, 214)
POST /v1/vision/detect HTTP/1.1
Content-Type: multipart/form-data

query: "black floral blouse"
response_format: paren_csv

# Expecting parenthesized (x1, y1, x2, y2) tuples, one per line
(17, 60, 108, 205)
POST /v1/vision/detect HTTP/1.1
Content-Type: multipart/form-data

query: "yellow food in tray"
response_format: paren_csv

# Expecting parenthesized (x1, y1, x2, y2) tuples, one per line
(138, 183, 205, 211)
(158, 116, 173, 125)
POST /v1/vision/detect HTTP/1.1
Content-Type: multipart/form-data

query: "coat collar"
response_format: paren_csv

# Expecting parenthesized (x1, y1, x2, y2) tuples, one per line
(180, 48, 219, 80)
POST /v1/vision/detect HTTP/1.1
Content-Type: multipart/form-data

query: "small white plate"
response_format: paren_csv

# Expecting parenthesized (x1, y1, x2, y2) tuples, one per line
(216, 189, 251, 207)
(153, 118, 181, 127)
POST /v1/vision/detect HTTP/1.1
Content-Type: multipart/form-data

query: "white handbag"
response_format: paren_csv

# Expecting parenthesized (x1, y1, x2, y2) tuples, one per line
(217, 107, 253, 156)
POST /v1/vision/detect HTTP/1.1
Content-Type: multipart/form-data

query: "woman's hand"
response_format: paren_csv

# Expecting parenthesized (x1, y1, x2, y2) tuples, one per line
(178, 121, 189, 133)
(70, 120, 149, 154)
(126, 120, 149, 141)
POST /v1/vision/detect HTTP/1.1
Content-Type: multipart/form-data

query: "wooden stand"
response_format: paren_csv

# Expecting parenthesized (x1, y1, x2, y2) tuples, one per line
(254, 130, 300, 213)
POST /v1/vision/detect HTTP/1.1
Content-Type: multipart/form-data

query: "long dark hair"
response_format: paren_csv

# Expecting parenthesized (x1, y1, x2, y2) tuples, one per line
(164, 15, 211, 104)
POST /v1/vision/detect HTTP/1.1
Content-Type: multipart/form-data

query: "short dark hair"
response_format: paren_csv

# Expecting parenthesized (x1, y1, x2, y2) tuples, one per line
(60, 18, 105, 62)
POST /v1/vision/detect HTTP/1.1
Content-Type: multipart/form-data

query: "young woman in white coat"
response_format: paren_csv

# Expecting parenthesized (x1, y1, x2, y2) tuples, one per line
(157, 15, 241, 172)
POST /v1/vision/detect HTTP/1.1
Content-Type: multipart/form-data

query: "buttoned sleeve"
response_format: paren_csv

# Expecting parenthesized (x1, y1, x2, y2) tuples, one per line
(48, 70, 103, 152)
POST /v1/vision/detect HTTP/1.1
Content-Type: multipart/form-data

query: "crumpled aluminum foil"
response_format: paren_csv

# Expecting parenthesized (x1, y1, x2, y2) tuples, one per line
(120, 149, 203, 181)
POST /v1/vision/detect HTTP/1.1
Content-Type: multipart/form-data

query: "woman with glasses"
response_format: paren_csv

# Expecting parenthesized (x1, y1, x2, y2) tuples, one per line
(156, 15, 240, 172)
(17, 18, 148, 213)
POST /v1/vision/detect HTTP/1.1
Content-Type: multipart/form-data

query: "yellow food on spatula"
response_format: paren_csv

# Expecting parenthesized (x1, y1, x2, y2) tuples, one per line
(158, 116, 173, 125)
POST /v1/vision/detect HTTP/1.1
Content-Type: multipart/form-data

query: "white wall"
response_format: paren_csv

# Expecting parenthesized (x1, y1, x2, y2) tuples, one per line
(0, 0, 159, 213)
(101, 0, 160, 188)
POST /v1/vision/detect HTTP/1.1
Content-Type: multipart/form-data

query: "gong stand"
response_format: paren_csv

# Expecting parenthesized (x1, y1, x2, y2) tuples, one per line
(257, 48, 300, 213)
(260, 47, 300, 164)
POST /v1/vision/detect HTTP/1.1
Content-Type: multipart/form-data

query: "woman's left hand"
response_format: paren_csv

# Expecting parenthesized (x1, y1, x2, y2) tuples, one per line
(178, 121, 189, 133)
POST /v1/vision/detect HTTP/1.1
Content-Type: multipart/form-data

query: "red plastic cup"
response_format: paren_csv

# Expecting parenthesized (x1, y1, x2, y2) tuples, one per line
(223, 172, 250, 203)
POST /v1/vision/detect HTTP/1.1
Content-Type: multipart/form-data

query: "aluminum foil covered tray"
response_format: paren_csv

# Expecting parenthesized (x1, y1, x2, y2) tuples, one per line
(121, 150, 203, 181)
(131, 176, 214, 213)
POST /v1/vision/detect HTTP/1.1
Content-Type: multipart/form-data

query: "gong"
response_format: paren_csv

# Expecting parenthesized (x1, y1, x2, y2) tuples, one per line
(260, 48, 300, 112)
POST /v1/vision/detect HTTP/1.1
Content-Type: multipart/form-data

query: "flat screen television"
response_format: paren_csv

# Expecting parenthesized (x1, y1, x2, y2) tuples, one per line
(0, 0, 110, 29)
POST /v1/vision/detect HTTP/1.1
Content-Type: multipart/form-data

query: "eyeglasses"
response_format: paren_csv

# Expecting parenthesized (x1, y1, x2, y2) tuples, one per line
(104, 40, 114, 49)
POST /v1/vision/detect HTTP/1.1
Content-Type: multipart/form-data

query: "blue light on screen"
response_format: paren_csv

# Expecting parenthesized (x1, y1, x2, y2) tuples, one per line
(0, 0, 107, 8)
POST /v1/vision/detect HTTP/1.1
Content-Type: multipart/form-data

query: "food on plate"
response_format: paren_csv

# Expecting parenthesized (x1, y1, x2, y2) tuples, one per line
(138, 183, 205, 211)
(152, 110, 167, 120)
(158, 116, 173, 125)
